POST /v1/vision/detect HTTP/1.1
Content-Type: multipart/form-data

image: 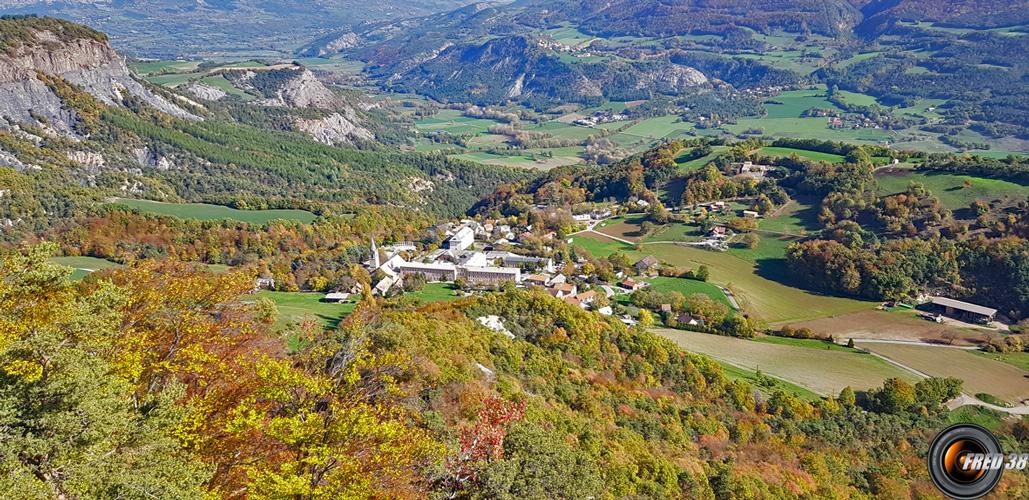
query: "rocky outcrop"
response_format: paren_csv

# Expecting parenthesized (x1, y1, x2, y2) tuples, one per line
(318, 32, 361, 56)
(0, 28, 198, 134)
(223, 66, 374, 145)
(225, 67, 345, 109)
(294, 110, 373, 146)
(637, 64, 708, 93)
(183, 81, 226, 101)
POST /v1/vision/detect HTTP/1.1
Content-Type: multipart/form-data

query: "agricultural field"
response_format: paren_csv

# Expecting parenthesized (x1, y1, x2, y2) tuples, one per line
(974, 351, 1029, 372)
(716, 360, 820, 401)
(256, 291, 358, 331)
(401, 283, 464, 303)
(50, 256, 124, 280)
(759, 146, 844, 163)
(875, 169, 1029, 210)
(111, 198, 318, 224)
(654, 328, 917, 395)
(856, 342, 1029, 405)
(595, 214, 649, 242)
(572, 232, 876, 322)
(644, 276, 733, 310)
(784, 309, 982, 344)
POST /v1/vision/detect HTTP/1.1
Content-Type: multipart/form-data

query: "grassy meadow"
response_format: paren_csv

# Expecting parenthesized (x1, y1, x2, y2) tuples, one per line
(111, 198, 318, 224)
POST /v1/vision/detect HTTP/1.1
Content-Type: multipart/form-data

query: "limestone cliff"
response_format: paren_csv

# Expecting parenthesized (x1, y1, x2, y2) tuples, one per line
(0, 21, 197, 135)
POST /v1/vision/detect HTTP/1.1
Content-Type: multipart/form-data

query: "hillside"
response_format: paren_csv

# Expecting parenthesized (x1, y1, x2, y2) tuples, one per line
(0, 16, 525, 238)
(0, 16, 195, 135)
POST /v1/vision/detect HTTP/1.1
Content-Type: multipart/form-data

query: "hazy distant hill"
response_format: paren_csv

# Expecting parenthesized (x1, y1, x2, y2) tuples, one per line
(0, 0, 476, 57)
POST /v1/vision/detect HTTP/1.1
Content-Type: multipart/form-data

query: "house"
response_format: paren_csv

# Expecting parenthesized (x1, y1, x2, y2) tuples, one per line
(548, 282, 578, 298)
(576, 290, 598, 306)
(742, 210, 760, 218)
(445, 226, 475, 251)
(373, 276, 400, 296)
(733, 161, 770, 179)
(620, 277, 642, 291)
(929, 297, 998, 324)
(573, 214, 591, 222)
(710, 226, 729, 239)
(255, 277, 275, 290)
(524, 274, 550, 287)
(634, 255, 660, 274)
(563, 295, 582, 307)
(322, 292, 350, 303)
(549, 274, 567, 285)
(676, 313, 703, 326)
(660, 304, 672, 313)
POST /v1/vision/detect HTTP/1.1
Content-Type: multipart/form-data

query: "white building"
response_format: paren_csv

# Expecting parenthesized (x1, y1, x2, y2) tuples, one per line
(446, 226, 475, 251)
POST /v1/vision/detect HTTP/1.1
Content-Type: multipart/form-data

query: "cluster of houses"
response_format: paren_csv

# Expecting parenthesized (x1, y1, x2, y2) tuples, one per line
(573, 111, 629, 127)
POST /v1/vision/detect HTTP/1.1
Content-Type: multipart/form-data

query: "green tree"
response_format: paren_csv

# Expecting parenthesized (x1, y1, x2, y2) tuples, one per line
(838, 386, 856, 408)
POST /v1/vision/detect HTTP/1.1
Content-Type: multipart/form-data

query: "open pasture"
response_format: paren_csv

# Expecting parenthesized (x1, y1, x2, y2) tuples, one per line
(51, 256, 124, 280)
(655, 328, 917, 395)
(111, 198, 318, 224)
(875, 169, 1028, 210)
(784, 309, 983, 345)
(857, 342, 1029, 405)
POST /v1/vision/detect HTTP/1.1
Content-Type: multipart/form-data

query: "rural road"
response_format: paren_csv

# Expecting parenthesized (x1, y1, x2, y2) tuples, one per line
(947, 395, 1029, 416)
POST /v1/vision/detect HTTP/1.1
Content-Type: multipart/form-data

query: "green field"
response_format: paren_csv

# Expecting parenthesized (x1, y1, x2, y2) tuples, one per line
(947, 406, 1007, 431)
(130, 60, 201, 76)
(716, 360, 820, 401)
(754, 335, 860, 353)
(655, 328, 917, 396)
(199, 74, 254, 100)
(973, 351, 1029, 372)
(50, 256, 124, 280)
(256, 291, 358, 331)
(760, 146, 845, 163)
(573, 232, 876, 322)
(875, 170, 1029, 210)
(645, 276, 733, 310)
(112, 198, 318, 224)
(402, 283, 464, 303)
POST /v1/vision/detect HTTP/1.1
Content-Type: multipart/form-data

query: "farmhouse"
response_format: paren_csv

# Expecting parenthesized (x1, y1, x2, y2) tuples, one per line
(928, 297, 998, 324)
(634, 255, 660, 274)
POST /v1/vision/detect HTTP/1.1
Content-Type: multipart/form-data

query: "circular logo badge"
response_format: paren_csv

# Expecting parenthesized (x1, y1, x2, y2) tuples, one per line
(928, 424, 1004, 499)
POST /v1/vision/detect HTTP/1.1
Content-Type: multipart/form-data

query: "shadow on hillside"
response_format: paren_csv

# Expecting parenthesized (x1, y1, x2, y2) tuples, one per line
(754, 257, 858, 300)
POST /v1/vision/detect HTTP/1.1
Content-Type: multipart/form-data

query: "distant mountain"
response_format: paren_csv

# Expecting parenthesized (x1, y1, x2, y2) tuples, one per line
(0, 0, 477, 57)
(854, 0, 1029, 35)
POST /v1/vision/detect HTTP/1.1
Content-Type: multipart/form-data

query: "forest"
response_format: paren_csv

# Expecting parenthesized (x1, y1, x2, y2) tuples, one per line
(4, 244, 1028, 497)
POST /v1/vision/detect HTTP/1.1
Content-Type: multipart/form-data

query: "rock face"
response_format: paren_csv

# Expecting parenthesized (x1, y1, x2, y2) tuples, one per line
(224, 66, 374, 145)
(295, 110, 374, 146)
(0, 27, 197, 134)
(183, 81, 227, 101)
